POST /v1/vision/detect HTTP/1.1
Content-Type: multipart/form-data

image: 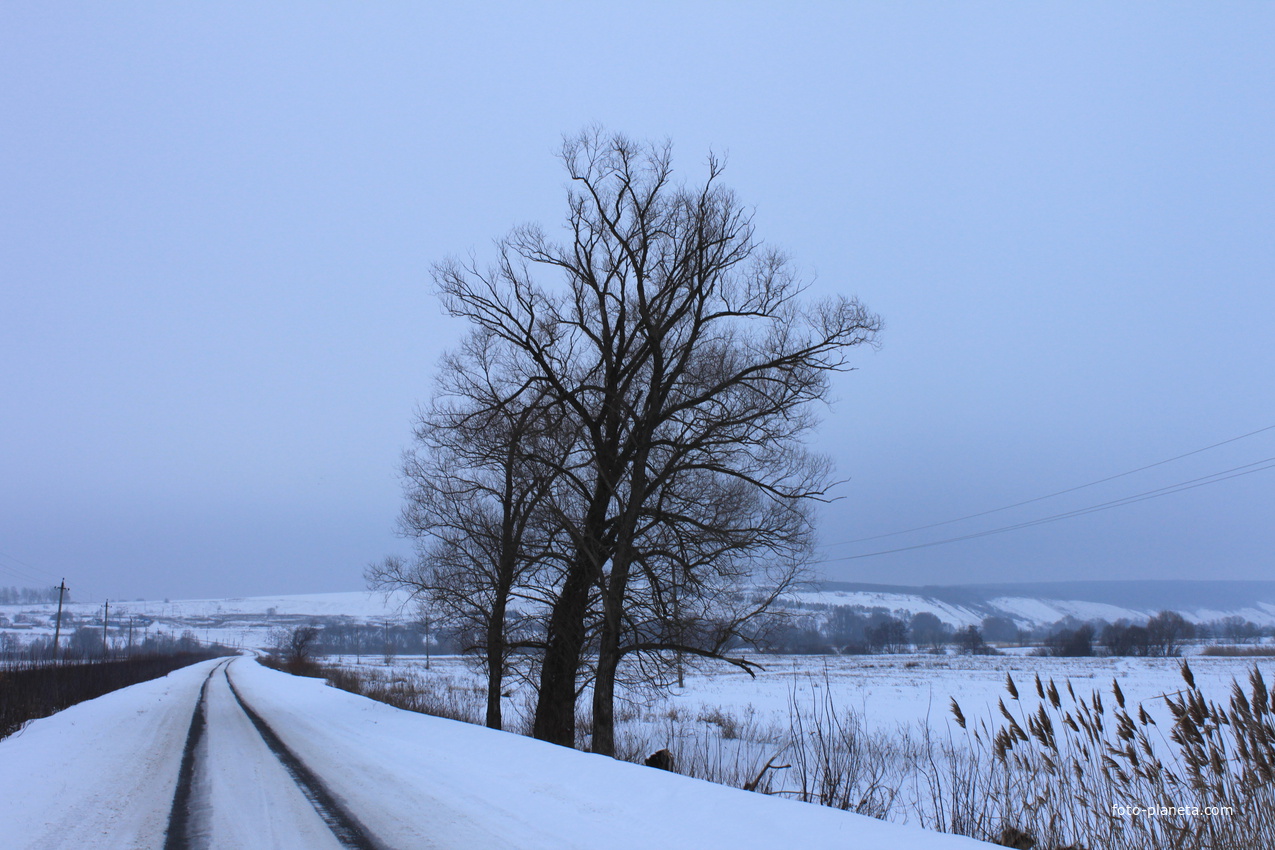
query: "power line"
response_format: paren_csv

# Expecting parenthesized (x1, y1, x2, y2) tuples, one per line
(812, 455, 1275, 565)
(0, 562, 53, 586)
(0, 551, 61, 587)
(0, 548, 107, 602)
(821, 422, 1275, 550)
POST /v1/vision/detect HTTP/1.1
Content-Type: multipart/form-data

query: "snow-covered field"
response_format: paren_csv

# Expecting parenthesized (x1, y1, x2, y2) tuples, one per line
(351, 649, 1271, 734)
(0, 590, 412, 625)
(665, 651, 1264, 732)
(329, 648, 1274, 835)
(0, 656, 993, 849)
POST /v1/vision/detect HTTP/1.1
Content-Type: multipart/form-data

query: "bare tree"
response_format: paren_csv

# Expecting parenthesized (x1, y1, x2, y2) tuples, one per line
(954, 625, 987, 655)
(430, 128, 880, 753)
(272, 625, 320, 673)
(1146, 610, 1195, 657)
(368, 327, 568, 730)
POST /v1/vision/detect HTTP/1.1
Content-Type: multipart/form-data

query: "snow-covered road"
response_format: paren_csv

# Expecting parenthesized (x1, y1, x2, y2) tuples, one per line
(0, 657, 993, 849)
(172, 659, 373, 849)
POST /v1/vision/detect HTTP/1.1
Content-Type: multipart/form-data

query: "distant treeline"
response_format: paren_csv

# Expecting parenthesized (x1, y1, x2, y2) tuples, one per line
(760, 604, 1272, 657)
(293, 607, 1269, 660)
(2, 627, 223, 662)
(302, 621, 455, 657)
(0, 586, 66, 605)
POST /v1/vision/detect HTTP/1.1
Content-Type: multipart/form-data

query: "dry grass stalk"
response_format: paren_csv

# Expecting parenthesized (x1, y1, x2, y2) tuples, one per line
(950, 661, 1275, 849)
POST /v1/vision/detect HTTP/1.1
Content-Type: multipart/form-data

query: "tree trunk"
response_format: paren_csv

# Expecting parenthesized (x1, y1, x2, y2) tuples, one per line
(484, 600, 506, 729)
(484, 652, 504, 729)
(589, 529, 639, 757)
(533, 468, 615, 748)
(532, 558, 592, 747)
(590, 598, 622, 756)
(590, 453, 645, 758)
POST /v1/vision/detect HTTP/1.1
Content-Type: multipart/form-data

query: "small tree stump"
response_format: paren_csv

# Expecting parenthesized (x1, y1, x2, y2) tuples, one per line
(644, 748, 674, 771)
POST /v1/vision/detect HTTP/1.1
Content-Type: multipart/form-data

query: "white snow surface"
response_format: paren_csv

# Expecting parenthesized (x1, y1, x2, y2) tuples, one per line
(783, 589, 985, 626)
(779, 588, 1171, 628)
(982, 596, 1144, 626)
(0, 657, 993, 849)
(784, 589, 1275, 627)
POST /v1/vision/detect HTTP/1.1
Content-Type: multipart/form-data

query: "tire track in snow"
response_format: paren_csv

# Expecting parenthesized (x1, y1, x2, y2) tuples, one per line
(223, 660, 385, 850)
(163, 659, 227, 850)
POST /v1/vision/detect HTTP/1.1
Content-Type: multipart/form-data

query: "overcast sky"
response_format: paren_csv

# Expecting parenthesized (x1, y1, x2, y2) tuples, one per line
(2, 3, 1272, 601)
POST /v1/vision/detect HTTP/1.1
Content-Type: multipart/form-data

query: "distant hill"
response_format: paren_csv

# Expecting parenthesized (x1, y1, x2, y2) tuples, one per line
(788, 580, 1275, 628)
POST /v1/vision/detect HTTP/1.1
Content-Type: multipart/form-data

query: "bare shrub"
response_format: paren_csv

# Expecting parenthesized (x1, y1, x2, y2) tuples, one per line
(609, 698, 787, 793)
(322, 664, 483, 725)
(785, 674, 900, 817)
(269, 625, 321, 675)
(698, 705, 743, 739)
(1, 651, 230, 740)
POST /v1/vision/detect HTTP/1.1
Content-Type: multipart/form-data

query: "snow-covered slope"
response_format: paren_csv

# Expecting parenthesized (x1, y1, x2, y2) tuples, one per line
(788, 580, 1275, 627)
(784, 587, 990, 627)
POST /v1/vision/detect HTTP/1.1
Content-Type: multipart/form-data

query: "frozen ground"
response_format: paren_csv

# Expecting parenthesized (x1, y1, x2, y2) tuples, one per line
(0, 655, 994, 849)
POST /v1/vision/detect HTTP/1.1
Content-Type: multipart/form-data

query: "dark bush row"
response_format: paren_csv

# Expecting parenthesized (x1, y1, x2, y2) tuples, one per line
(0, 650, 233, 740)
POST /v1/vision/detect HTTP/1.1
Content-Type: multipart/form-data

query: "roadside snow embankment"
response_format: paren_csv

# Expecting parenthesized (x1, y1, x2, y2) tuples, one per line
(229, 660, 991, 849)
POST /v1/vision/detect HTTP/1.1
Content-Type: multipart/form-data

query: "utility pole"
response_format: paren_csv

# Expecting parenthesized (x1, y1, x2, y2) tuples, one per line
(127, 616, 134, 656)
(102, 600, 109, 658)
(53, 579, 68, 661)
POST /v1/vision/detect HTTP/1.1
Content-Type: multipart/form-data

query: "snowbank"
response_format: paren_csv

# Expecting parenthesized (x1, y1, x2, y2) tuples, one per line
(230, 660, 992, 848)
